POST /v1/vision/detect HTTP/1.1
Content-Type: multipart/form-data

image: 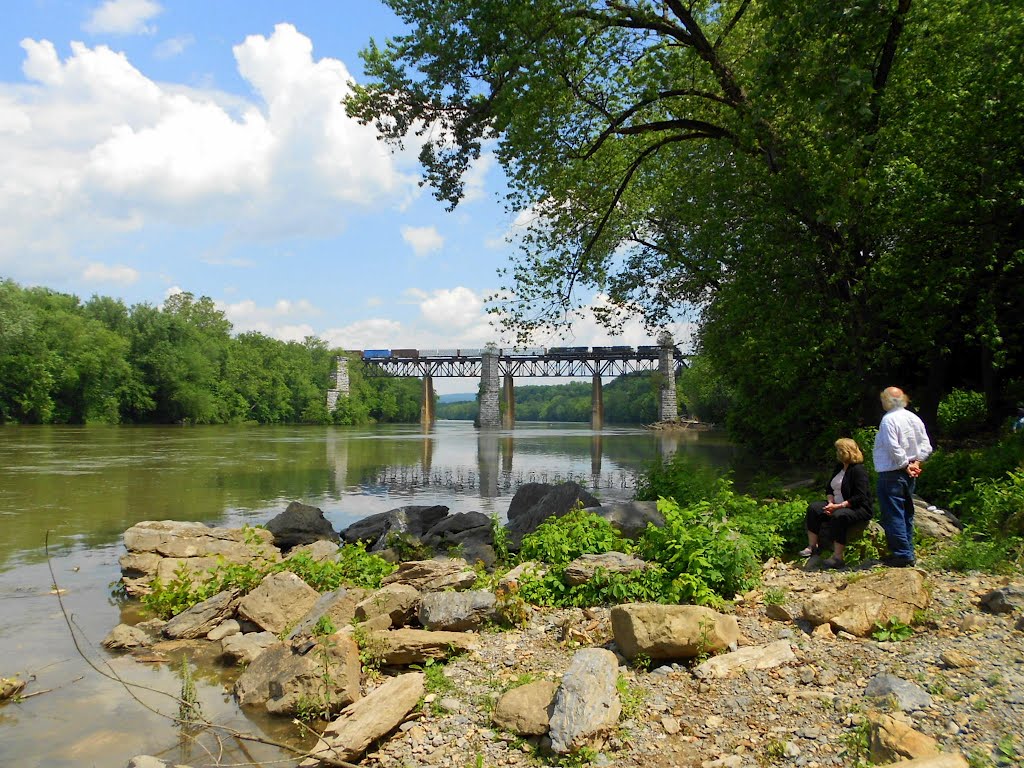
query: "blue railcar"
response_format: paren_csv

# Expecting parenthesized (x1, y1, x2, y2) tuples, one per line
(362, 349, 391, 359)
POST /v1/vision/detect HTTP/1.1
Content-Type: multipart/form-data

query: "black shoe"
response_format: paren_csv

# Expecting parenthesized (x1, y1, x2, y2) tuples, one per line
(882, 555, 916, 568)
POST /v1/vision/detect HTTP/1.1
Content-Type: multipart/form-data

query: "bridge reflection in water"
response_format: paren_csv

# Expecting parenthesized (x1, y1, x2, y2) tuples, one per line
(352, 425, 708, 504)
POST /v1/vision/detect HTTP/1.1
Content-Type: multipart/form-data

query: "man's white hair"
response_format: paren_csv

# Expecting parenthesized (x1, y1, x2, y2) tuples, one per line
(880, 387, 908, 411)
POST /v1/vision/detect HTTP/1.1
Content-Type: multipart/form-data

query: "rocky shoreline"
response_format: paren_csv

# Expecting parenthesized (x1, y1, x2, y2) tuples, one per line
(100, 484, 1023, 768)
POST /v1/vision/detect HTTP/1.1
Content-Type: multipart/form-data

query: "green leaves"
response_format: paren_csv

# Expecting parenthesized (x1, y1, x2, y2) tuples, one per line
(352, 0, 1024, 457)
(870, 617, 913, 643)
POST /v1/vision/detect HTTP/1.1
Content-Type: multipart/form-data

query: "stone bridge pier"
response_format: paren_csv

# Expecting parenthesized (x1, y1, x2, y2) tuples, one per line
(476, 345, 502, 429)
(657, 331, 678, 422)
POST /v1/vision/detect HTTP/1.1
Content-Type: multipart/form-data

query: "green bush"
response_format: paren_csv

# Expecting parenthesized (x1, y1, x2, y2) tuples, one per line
(931, 527, 1024, 574)
(273, 545, 395, 592)
(518, 507, 629, 566)
(917, 433, 1024, 517)
(937, 389, 988, 439)
(637, 497, 761, 605)
(142, 542, 395, 619)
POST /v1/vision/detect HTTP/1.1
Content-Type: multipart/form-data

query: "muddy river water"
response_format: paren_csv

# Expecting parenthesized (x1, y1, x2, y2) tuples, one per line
(0, 421, 735, 767)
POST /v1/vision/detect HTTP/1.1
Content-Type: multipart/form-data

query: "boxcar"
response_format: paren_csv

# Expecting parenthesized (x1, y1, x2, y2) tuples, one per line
(391, 348, 420, 359)
(362, 349, 392, 359)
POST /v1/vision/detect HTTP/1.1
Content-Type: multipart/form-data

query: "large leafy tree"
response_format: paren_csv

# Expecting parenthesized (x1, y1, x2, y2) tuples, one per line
(348, 0, 1023, 456)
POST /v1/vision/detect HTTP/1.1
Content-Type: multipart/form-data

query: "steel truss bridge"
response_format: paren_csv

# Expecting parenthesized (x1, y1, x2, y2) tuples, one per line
(357, 347, 690, 379)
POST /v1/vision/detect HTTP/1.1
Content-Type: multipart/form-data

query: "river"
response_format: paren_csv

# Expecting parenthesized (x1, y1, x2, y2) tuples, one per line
(0, 421, 736, 767)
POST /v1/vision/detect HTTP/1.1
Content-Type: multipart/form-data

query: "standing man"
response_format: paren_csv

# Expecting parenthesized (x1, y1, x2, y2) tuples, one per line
(872, 386, 934, 567)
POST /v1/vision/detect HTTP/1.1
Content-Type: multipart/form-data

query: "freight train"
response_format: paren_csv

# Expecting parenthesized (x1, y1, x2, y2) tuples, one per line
(359, 346, 663, 361)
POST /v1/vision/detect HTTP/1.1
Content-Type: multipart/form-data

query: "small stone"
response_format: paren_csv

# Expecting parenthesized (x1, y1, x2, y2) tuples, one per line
(661, 716, 681, 735)
(959, 615, 987, 632)
(438, 697, 463, 713)
(940, 649, 977, 669)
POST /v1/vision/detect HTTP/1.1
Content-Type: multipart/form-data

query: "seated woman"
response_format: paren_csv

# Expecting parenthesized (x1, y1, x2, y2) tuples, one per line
(799, 437, 873, 568)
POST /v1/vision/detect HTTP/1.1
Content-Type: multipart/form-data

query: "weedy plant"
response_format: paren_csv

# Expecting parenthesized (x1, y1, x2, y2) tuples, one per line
(177, 655, 203, 728)
(870, 617, 914, 643)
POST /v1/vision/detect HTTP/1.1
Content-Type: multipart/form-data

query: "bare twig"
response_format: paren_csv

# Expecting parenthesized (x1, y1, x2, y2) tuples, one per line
(43, 530, 355, 767)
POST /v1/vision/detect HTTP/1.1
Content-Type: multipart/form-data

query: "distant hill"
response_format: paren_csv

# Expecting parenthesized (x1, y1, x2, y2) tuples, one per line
(438, 393, 477, 404)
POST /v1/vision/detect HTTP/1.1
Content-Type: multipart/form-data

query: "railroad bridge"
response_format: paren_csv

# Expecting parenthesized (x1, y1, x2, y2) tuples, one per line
(326, 333, 688, 429)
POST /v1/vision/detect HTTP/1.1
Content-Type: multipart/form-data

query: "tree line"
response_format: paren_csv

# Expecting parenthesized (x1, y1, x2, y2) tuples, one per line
(348, 0, 1024, 458)
(0, 280, 421, 425)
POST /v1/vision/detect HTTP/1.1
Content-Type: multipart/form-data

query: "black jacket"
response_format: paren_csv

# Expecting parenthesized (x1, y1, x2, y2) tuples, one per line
(824, 462, 873, 522)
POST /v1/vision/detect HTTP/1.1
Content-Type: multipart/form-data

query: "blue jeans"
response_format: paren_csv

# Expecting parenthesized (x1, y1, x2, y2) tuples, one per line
(877, 469, 916, 560)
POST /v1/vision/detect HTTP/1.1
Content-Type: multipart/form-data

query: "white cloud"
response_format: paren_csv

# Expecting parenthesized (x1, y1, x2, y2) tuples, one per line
(164, 285, 183, 298)
(154, 35, 194, 60)
(217, 297, 321, 341)
(0, 24, 422, 278)
(85, 0, 162, 36)
(321, 318, 403, 351)
(419, 286, 485, 330)
(401, 225, 444, 258)
(82, 261, 139, 284)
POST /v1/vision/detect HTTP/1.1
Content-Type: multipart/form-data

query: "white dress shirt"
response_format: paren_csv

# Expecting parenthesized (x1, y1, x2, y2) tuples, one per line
(872, 406, 934, 472)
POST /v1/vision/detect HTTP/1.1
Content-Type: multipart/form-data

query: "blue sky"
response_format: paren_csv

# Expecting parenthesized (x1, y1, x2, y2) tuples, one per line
(1, 1, 689, 393)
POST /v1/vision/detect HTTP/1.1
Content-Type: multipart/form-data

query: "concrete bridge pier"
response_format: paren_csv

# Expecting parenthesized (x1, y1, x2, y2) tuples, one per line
(657, 331, 678, 422)
(502, 374, 515, 428)
(476, 344, 501, 429)
(420, 374, 435, 425)
(591, 375, 604, 429)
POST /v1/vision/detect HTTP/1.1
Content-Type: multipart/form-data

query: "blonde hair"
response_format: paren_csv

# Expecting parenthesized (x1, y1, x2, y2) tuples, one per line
(835, 437, 863, 465)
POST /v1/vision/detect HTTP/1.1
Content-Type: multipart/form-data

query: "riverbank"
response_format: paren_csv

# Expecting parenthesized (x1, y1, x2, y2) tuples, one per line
(95, 487, 1023, 768)
(108, 552, 1024, 768)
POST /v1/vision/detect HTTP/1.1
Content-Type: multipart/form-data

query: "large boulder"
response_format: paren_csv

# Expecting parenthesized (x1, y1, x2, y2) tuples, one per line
(693, 640, 795, 679)
(363, 628, 480, 666)
(265, 502, 339, 552)
(237, 572, 320, 635)
(422, 511, 492, 545)
(102, 624, 158, 650)
(548, 648, 621, 754)
(119, 521, 279, 596)
(564, 552, 653, 586)
(868, 711, 941, 763)
(979, 584, 1024, 614)
(221, 631, 278, 665)
(163, 590, 240, 640)
(287, 588, 366, 641)
(234, 636, 361, 716)
(912, 498, 962, 539)
(354, 584, 421, 628)
(610, 603, 740, 661)
(583, 501, 664, 539)
(339, 505, 450, 549)
(504, 482, 602, 548)
(418, 590, 498, 631)
(801, 568, 930, 637)
(300, 673, 424, 766)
